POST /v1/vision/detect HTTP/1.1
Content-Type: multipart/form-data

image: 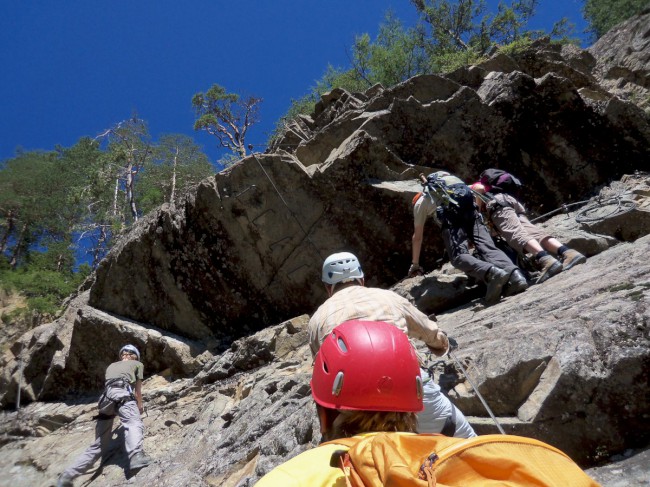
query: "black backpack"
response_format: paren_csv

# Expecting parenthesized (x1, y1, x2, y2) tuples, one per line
(425, 172, 475, 223)
(479, 168, 522, 195)
(426, 173, 474, 208)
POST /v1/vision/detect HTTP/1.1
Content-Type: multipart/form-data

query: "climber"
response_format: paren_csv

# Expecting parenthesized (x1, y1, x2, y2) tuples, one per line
(309, 252, 475, 438)
(470, 178, 586, 283)
(57, 344, 152, 487)
(259, 320, 601, 487)
(257, 319, 428, 485)
(409, 171, 528, 304)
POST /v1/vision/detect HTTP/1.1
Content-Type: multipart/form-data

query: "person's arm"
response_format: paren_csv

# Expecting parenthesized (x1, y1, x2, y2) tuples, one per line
(411, 224, 425, 266)
(134, 379, 143, 414)
(399, 298, 449, 356)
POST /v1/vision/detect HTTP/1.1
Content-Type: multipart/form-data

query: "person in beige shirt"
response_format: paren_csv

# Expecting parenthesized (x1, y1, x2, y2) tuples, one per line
(308, 252, 476, 438)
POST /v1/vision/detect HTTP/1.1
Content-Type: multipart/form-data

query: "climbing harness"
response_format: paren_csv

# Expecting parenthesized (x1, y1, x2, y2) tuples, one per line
(97, 378, 136, 417)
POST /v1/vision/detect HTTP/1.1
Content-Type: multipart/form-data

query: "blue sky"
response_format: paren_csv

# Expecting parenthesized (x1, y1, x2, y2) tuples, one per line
(0, 1, 589, 166)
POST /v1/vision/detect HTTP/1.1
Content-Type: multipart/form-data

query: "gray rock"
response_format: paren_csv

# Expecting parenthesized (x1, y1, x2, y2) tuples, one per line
(2, 15, 650, 487)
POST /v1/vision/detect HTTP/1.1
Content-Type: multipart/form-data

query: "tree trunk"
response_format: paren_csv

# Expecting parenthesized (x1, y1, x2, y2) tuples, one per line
(9, 223, 28, 269)
(125, 161, 138, 222)
(113, 177, 120, 218)
(92, 224, 108, 268)
(0, 209, 15, 255)
(170, 146, 179, 206)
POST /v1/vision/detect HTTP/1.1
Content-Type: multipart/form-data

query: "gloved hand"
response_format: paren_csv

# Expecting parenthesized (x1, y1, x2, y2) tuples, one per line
(427, 331, 448, 357)
(408, 263, 424, 278)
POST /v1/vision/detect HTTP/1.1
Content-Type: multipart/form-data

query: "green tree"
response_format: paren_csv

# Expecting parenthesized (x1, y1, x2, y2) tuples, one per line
(583, 0, 648, 39)
(192, 84, 262, 159)
(96, 117, 153, 227)
(350, 12, 430, 88)
(0, 151, 69, 268)
(139, 134, 212, 212)
(55, 138, 115, 267)
(0, 242, 90, 317)
(410, 0, 554, 56)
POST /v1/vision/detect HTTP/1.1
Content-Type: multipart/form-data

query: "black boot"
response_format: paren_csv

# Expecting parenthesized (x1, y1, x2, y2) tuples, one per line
(485, 267, 510, 305)
(504, 269, 528, 296)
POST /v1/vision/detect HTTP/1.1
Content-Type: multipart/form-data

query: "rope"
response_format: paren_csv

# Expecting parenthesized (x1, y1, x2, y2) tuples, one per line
(249, 151, 325, 262)
(529, 200, 590, 223)
(428, 350, 506, 435)
(574, 195, 637, 223)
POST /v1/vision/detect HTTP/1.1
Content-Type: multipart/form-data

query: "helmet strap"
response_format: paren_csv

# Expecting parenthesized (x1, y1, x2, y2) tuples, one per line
(317, 404, 339, 441)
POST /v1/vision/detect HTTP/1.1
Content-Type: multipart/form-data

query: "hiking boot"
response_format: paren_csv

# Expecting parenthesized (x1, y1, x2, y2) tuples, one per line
(129, 451, 152, 471)
(503, 269, 528, 297)
(536, 254, 563, 284)
(561, 249, 586, 271)
(484, 266, 510, 305)
(57, 473, 74, 487)
(408, 263, 424, 278)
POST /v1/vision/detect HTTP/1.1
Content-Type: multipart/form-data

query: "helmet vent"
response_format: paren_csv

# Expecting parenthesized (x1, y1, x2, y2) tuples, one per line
(332, 371, 344, 396)
(337, 337, 348, 353)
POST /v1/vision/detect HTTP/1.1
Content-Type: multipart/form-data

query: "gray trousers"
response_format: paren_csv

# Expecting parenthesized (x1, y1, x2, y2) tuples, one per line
(441, 211, 517, 282)
(62, 397, 143, 479)
(416, 368, 476, 438)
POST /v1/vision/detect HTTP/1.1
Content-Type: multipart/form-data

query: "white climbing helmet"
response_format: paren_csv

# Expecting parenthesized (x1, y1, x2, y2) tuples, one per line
(322, 252, 364, 285)
(119, 344, 140, 360)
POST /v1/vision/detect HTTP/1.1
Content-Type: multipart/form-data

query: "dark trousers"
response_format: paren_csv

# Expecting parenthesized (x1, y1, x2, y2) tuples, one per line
(441, 212, 517, 282)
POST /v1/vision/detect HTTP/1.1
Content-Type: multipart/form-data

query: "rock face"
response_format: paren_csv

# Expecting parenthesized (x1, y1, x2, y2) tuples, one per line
(1, 12, 650, 487)
(87, 37, 648, 349)
(1, 232, 649, 486)
(589, 8, 650, 112)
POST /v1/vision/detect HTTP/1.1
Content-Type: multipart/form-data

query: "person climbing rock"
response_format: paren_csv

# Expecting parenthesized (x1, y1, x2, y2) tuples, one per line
(471, 170, 586, 284)
(57, 344, 152, 487)
(410, 171, 528, 304)
(257, 320, 599, 487)
(258, 320, 432, 485)
(309, 252, 475, 438)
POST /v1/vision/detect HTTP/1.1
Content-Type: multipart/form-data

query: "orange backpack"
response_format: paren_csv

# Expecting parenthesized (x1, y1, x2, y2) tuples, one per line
(326, 433, 600, 487)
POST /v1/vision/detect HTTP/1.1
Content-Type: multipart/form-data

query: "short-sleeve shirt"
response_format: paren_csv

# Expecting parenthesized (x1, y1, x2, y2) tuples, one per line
(105, 360, 144, 386)
(413, 174, 465, 226)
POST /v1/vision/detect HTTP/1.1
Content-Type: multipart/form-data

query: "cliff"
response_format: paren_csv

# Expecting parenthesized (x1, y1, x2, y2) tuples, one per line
(1, 11, 650, 487)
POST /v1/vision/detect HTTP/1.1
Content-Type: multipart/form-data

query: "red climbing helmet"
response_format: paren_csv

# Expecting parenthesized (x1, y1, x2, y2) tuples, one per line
(311, 320, 424, 412)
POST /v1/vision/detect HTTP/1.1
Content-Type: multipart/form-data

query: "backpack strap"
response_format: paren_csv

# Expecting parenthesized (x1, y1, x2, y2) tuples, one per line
(440, 406, 458, 437)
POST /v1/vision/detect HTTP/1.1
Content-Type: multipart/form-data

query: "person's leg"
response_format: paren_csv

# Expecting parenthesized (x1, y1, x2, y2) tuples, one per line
(539, 237, 562, 254)
(489, 205, 531, 255)
(119, 401, 144, 459)
(471, 215, 528, 298)
(442, 220, 492, 281)
(471, 215, 517, 274)
(416, 369, 476, 438)
(60, 417, 114, 481)
(539, 236, 587, 270)
(524, 239, 544, 254)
